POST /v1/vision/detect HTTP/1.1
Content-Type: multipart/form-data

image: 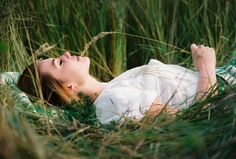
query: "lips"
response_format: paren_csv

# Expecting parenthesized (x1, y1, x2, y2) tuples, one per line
(76, 56, 80, 61)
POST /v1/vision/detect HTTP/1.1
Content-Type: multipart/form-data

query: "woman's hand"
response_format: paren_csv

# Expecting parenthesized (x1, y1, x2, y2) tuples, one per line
(147, 96, 178, 117)
(190, 44, 217, 100)
(191, 44, 216, 72)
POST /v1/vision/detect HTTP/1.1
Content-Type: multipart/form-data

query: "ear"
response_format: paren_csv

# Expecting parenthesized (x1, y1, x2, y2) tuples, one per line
(66, 82, 79, 94)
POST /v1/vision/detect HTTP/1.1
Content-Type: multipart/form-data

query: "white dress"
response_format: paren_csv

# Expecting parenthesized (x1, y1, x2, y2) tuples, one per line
(94, 59, 199, 124)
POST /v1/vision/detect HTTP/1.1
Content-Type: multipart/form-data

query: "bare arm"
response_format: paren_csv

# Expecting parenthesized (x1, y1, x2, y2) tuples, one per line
(191, 44, 217, 100)
(147, 96, 178, 116)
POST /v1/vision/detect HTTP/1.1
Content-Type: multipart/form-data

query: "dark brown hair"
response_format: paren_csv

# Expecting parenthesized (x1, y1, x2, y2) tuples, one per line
(17, 62, 76, 106)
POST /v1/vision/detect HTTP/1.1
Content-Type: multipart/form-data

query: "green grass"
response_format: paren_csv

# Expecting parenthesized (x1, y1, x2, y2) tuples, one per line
(1, 0, 236, 158)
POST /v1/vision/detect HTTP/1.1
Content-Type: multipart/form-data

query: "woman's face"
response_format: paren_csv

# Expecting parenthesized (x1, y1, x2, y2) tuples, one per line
(37, 52, 90, 86)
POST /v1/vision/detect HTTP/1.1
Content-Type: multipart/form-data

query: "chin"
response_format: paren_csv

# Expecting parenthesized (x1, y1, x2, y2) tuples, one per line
(85, 57, 90, 68)
(84, 57, 90, 65)
(84, 56, 90, 61)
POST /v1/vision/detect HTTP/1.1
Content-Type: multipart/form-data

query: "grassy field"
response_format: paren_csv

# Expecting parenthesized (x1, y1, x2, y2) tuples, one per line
(0, 0, 236, 158)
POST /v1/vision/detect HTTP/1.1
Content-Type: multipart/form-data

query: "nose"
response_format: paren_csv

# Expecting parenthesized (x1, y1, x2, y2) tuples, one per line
(63, 52, 71, 58)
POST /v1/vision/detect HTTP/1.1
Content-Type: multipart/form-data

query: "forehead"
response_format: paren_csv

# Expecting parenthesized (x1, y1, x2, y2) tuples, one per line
(37, 58, 54, 75)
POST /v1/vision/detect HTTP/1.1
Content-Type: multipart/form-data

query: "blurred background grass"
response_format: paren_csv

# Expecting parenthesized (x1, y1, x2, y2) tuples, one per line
(1, 0, 236, 77)
(0, 0, 236, 158)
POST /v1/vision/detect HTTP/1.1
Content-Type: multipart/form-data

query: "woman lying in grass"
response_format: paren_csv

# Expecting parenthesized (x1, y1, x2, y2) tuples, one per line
(18, 44, 218, 124)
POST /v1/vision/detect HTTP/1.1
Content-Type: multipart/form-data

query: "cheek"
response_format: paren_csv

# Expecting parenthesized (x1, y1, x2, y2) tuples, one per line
(65, 64, 86, 80)
(74, 62, 89, 74)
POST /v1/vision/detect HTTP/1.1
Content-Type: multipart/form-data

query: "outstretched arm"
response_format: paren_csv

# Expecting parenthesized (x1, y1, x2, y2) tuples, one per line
(191, 44, 217, 100)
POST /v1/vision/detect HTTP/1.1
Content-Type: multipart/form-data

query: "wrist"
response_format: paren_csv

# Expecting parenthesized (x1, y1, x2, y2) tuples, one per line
(198, 63, 215, 71)
(198, 67, 216, 75)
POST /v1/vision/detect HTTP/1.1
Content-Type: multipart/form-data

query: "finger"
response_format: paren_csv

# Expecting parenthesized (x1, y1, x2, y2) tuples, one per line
(191, 44, 197, 53)
(210, 48, 215, 51)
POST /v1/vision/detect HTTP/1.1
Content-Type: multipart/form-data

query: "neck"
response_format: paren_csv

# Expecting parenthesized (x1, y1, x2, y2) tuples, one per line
(79, 76, 106, 102)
